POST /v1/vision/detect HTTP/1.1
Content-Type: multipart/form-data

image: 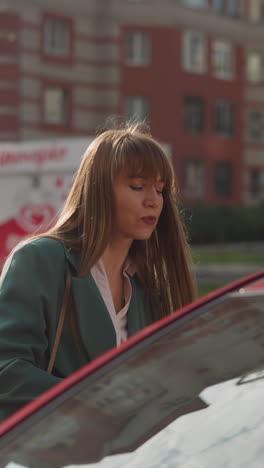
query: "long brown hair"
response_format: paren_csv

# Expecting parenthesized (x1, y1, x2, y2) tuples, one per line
(41, 123, 196, 317)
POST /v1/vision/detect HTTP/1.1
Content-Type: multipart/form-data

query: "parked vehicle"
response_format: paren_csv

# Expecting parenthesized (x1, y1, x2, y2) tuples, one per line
(0, 138, 91, 269)
(87, 373, 264, 468)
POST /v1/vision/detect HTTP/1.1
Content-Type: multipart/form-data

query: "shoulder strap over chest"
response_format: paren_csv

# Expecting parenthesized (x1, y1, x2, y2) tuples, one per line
(47, 263, 72, 374)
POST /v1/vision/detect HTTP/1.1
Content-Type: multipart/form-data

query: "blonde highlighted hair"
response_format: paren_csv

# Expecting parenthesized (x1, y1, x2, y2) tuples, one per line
(41, 123, 196, 317)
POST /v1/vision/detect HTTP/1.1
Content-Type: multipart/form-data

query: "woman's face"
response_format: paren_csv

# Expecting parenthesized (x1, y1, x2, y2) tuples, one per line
(111, 172, 164, 244)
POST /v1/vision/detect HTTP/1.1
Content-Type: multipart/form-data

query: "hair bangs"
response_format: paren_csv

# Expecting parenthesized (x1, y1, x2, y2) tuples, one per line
(113, 134, 173, 189)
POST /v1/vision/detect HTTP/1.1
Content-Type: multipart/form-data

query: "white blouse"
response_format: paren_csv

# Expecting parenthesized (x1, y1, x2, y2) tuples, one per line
(90, 258, 136, 346)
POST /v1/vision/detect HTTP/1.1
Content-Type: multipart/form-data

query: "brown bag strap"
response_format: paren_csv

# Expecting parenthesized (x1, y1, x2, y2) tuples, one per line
(47, 264, 72, 374)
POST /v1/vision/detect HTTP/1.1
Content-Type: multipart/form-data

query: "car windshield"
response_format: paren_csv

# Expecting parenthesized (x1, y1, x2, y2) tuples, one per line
(69, 374, 264, 468)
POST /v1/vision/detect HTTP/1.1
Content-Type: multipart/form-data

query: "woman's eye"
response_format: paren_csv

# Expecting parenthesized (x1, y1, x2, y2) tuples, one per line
(130, 185, 143, 191)
(156, 190, 163, 195)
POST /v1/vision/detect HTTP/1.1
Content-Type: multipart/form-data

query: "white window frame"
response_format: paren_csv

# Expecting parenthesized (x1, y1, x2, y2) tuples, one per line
(184, 158, 205, 198)
(125, 96, 149, 122)
(44, 18, 71, 57)
(248, 0, 264, 23)
(212, 39, 234, 79)
(246, 52, 262, 83)
(182, 31, 207, 74)
(126, 32, 150, 66)
(43, 87, 67, 125)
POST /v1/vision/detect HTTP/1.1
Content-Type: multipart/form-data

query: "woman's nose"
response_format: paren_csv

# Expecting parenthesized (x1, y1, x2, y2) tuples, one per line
(143, 188, 159, 207)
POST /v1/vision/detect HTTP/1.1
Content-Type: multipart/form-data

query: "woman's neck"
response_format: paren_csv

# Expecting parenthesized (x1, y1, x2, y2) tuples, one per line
(102, 240, 131, 278)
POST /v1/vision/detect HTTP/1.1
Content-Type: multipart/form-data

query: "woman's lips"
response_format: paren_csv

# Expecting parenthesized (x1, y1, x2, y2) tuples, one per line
(141, 216, 157, 225)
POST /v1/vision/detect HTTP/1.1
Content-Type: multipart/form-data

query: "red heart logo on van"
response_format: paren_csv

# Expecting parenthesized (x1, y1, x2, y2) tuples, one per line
(17, 203, 56, 232)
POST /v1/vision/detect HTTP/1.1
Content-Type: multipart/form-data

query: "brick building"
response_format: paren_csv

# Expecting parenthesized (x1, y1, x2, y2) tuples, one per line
(0, 0, 264, 204)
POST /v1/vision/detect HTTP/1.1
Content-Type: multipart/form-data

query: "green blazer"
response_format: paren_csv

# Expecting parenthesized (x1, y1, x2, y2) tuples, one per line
(0, 237, 152, 421)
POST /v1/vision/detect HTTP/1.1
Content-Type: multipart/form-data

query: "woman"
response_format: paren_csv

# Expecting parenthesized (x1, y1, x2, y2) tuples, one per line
(0, 123, 196, 421)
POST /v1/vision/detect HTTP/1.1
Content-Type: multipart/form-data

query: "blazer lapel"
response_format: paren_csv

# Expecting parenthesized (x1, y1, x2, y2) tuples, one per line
(71, 274, 116, 361)
(64, 248, 151, 357)
(64, 247, 116, 361)
(127, 277, 151, 337)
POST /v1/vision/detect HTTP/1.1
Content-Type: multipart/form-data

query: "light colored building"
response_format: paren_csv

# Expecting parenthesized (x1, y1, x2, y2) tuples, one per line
(243, 0, 264, 203)
(0, 0, 121, 141)
(0, 0, 264, 204)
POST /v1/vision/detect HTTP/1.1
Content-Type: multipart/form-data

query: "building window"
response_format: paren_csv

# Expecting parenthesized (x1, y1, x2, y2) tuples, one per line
(226, 0, 240, 16)
(249, 168, 261, 198)
(212, 0, 239, 17)
(0, 29, 18, 43)
(248, 111, 263, 141)
(43, 87, 69, 125)
(182, 31, 207, 74)
(214, 100, 234, 136)
(184, 96, 204, 134)
(212, 40, 233, 79)
(248, 0, 264, 23)
(43, 17, 71, 57)
(125, 96, 149, 121)
(246, 52, 262, 83)
(184, 158, 205, 197)
(126, 32, 150, 65)
(212, 0, 223, 11)
(214, 161, 232, 198)
(181, 0, 208, 7)
(0, 29, 17, 55)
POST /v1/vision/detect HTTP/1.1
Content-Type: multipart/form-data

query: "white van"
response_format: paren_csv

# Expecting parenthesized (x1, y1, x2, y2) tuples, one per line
(0, 137, 92, 269)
